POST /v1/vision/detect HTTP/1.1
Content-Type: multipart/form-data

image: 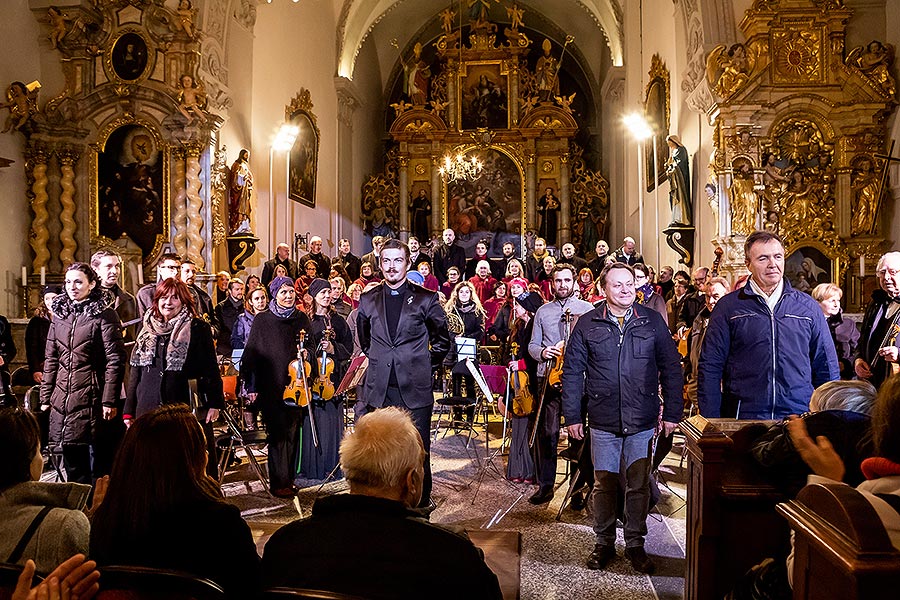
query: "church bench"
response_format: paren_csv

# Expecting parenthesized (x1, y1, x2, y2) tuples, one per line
(778, 482, 900, 600)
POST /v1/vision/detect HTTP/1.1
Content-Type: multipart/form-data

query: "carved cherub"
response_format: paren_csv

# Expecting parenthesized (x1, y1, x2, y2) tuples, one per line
(172, 0, 197, 39)
(439, 8, 455, 33)
(554, 92, 576, 111)
(706, 43, 755, 98)
(176, 74, 207, 123)
(47, 7, 72, 49)
(847, 40, 896, 97)
(1, 81, 39, 133)
(506, 4, 524, 30)
(390, 100, 412, 117)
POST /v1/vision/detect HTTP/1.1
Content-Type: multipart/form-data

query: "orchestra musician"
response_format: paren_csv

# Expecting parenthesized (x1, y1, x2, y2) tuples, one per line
(526, 263, 593, 505)
(505, 291, 543, 483)
(240, 276, 311, 498)
(856, 252, 900, 388)
(299, 278, 352, 481)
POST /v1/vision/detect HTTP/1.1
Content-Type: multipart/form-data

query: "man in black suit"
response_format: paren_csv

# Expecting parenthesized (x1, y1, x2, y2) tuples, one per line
(587, 240, 610, 277)
(432, 228, 466, 285)
(261, 407, 502, 599)
(561, 243, 588, 273)
(180, 258, 220, 338)
(299, 236, 332, 279)
(357, 239, 451, 508)
(332, 238, 361, 282)
(490, 241, 517, 280)
(214, 277, 245, 358)
(261, 243, 297, 286)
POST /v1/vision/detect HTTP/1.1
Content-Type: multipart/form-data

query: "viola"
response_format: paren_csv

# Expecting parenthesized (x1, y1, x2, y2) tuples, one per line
(507, 343, 534, 417)
(310, 328, 336, 401)
(283, 331, 312, 407)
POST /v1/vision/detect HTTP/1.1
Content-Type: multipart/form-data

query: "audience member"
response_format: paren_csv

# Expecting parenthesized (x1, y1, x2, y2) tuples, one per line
(561, 243, 587, 272)
(213, 271, 230, 305)
(333, 238, 362, 282)
(418, 261, 440, 291)
(353, 260, 380, 289)
(135, 253, 181, 318)
(214, 277, 245, 358)
(11, 554, 100, 600)
(329, 276, 352, 318)
(432, 228, 466, 285)
(90, 405, 260, 599)
(360, 235, 385, 276)
(440, 265, 461, 298)
(491, 241, 518, 280)
(261, 407, 502, 599)
(231, 286, 267, 351)
(666, 278, 689, 334)
(483, 280, 508, 333)
(657, 265, 675, 299)
(812, 282, 859, 380)
(246, 273, 261, 293)
(470, 260, 498, 304)
(675, 267, 708, 333)
(299, 236, 332, 279)
(684, 277, 728, 407)
(465, 239, 491, 279)
(25, 286, 58, 385)
(503, 258, 526, 282)
(855, 251, 900, 388)
(587, 240, 610, 278)
(261, 243, 298, 285)
(524, 237, 550, 282)
(612, 236, 643, 266)
(633, 263, 667, 322)
(180, 259, 219, 337)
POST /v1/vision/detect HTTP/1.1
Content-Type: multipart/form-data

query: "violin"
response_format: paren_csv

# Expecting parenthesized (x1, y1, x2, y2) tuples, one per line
(545, 310, 574, 389)
(283, 331, 312, 407)
(507, 342, 534, 417)
(310, 328, 336, 401)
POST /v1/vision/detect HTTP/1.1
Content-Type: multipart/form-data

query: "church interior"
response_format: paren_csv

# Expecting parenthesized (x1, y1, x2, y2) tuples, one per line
(2, 0, 900, 598)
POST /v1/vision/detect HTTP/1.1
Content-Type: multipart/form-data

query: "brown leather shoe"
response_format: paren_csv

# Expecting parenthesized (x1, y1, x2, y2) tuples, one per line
(586, 544, 616, 570)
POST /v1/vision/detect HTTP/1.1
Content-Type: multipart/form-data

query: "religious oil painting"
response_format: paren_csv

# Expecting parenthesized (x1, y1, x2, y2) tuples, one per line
(111, 32, 149, 81)
(644, 61, 670, 192)
(97, 124, 164, 258)
(288, 110, 319, 208)
(445, 148, 523, 256)
(785, 244, 836, 294)
(459, 62, 510, 130)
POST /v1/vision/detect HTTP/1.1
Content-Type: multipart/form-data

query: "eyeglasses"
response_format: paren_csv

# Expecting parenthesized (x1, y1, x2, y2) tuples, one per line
(877, 268, 900, 277)
(635, 274, 648, 280)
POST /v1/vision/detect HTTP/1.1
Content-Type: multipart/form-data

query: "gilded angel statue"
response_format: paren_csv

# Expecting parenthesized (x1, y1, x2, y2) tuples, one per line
(705, 43, 755, 98)
(847, 41, 896, 98)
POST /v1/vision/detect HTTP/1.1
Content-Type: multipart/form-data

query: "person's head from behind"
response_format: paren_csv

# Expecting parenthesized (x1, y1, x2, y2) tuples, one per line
(809, 380, 876, 415)
(339, 407, 425, 507)
(872, 376, 900, 464)
(0, 407, 42, 491)
(93, 405, 220, 545)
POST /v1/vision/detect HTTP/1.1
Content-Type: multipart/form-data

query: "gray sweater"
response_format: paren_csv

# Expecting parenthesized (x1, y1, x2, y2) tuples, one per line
(528, 297, 594, 377)
(0, 481, 91, 575)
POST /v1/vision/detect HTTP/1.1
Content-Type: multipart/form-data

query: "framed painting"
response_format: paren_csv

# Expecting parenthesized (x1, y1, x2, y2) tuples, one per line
(110, 31, 149, 82)
(459, 61, 510, 130)
(444, 147, 523, 256)
(644, 54, 670, 192)
(785, 241, 840, 294)
(95, 122, 168, 260)
(287, 89, 320, 208)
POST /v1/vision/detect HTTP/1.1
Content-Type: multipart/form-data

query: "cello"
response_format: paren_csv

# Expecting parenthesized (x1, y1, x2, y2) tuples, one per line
(282, 330, 319, 447)
(310, 328, 336, 401)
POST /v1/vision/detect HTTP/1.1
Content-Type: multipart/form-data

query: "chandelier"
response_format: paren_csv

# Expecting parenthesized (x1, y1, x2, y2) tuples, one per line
(439, 152, 483, 183)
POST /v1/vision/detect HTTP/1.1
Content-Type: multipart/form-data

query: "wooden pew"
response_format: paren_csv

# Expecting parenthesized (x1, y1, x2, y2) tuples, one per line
(778, 482, 900, 599)
(682, 415, 789, 600)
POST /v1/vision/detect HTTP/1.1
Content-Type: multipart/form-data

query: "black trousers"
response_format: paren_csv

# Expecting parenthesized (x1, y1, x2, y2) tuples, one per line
(370, 386, 433, 508)
(262, 402, 302, 491)
(61, 444, 94, 485)
(530, 382, 562, 488)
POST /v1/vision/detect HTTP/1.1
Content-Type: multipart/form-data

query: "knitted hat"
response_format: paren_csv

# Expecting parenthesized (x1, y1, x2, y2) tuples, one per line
(508, 277, 529, 291)
(308, 278, 331, 299)
(269, 276, 294, 298)
(406, 271, 425, 285)
(515, 291, 544, 314)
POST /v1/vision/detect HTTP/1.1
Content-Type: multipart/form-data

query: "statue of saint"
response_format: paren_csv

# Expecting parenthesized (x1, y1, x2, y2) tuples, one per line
(665, 135, 692, 226)
(850, 158, 880, 236)
(228, 149, 253, 235)
(402, 43, 430, 106)
(729, 160, 758, 236)
(409, 188, 432, 243)
(537, 186, 561, 246)
(536, 39, 559, 101)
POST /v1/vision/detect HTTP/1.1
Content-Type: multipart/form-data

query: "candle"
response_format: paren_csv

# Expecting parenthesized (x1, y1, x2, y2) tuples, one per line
(40, 267, 46, 286)
(859, 255, 865, 278)
(137, 268, 144, 286)
(21, 266, 26, 283)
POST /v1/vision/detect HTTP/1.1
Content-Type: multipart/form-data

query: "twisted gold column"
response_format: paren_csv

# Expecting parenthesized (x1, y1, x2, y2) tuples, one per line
(171, 148, 189, 258)
(29, 148, 51, 271)
(185, 145, 205, 269)
(58, 150, 79, 266)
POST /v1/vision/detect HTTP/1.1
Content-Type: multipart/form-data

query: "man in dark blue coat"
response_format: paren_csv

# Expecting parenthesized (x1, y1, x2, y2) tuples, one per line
(562, 262, 683, 575)
(698, 231, 839, 419)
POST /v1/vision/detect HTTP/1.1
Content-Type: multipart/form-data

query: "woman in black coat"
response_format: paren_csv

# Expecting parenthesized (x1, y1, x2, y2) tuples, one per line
(125, 278, 223, 478)
(445, 281, 486, 421)
(299, 279, 352, 481)
(241, 276, 311, 497)
(40, 263, 125, 484)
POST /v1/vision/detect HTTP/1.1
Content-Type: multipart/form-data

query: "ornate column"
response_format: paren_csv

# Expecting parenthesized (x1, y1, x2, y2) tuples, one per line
(560, 153, 571, 245)
(448, 60, 458, 130)
(509, 62, 519, 125)
(431, 156, 442, 236)
(335, 76, 361, 243)
(525, 153, 536, 232)
(185, 144, 205, 269)
(57, 149, 80, 266)
(28, 146, 51, 271)
(398, 156, 409, 241)
(171, 147, 189, 258)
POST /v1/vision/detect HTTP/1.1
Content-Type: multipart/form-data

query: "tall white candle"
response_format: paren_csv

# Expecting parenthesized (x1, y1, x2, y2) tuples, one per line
(21, 266, 27, 283)
(137, 268, 144, 285)
(859, 255, 865, 278)
(40, 267, 46, 286)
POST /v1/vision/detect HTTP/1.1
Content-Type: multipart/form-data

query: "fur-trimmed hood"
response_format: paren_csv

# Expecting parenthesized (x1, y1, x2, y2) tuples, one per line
(51, 287, 114, 320)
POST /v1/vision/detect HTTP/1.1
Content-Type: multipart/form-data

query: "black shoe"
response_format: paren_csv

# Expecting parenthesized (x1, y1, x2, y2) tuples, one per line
(586, 544, 616, 570)
(271, 486, 297, 499)
(528, 486, 555, 505)
(624, 546, 655, 574)
(569, 490, 586, 511)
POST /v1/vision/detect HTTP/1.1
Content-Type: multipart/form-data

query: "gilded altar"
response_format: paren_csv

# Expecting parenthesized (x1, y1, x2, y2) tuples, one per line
(361, 5, 609, 255)
(700, 0, 897, 309)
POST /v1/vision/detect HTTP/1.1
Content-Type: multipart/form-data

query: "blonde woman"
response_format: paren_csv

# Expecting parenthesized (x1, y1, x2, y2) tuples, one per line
(444, 281, 487, 421)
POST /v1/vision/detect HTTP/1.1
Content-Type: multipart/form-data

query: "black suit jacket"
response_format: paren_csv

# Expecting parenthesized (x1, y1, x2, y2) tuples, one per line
(261, 257, 298, 286)
(432, 243, 466, 285)
(357, 282, 451, 409)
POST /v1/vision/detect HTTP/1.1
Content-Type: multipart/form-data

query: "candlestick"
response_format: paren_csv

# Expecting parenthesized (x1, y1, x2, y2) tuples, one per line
(137, 268, 144, 286)
(21, 266, 27, 283)
(40, 266, 46, 286)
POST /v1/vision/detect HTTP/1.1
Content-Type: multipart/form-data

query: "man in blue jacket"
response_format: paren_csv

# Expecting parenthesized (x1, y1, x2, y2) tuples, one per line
(697, 231, 839, 419)
(562, 262, 683, 575)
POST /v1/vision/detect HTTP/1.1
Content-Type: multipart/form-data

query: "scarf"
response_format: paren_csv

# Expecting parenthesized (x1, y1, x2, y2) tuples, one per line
(635, 282, 654, 305)
(132, 307, 192, 371)
(457, 300, 476, 314)
(861, 457, 900, 480)
(269, 298, 296, 319)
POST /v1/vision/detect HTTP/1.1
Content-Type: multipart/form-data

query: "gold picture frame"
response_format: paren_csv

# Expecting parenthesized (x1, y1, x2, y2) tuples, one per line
(105, 28, 152, 84)
(644, 54, 670, 192)
(286, 89, 320, 208)
(459, 60, 511, 130)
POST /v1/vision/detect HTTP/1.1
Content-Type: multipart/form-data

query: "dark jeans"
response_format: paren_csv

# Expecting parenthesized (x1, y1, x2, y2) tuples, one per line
(530, 382, 561, 488)
(61, 444, 94, 485)
(262, 403, 302, 491)
(369, 386, 433, 508)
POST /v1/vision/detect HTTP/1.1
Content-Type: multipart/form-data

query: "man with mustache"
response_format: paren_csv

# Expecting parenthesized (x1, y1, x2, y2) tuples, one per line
(356, 239, 451, 509)
(698, 231, 838, 419)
